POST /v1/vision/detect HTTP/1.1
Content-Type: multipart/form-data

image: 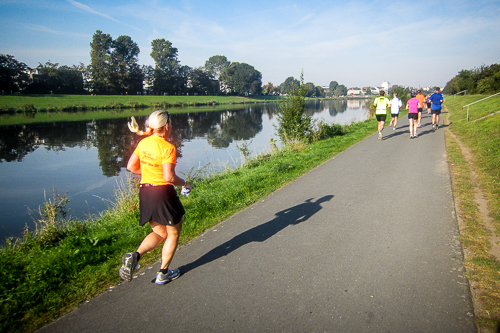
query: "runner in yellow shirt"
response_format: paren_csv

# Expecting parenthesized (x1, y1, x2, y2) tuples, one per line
(373, 90, 390, 140)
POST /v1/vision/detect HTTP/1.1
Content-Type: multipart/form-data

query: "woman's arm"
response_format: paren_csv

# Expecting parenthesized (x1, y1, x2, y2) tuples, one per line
(127, 153, 141, 175)
(163, 163, 188, 187)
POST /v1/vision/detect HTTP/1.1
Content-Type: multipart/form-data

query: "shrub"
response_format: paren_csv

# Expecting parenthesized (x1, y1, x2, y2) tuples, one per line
(311, 120, 343, 141)
(18, 103, 36, 112)
(275, 72, 312, 144)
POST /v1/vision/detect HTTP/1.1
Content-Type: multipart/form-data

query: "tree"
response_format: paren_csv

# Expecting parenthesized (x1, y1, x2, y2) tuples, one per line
(280, 76, 300, 95)
(189, 67, 217, 95)
(333, 84, 347, 97)
(204, 55, 230, 94)
(0, 54, 30, 93)
(276, 72, 312, 143)
(109, 35, 142, 94)
(220, 62, 262, 96)
(316, 86, 325, 97)
(76, 62, 92, 93)
(150, 38, 180, 95)
(262, 82, 280, 96)
(24, 61, 84, 94)
(444, 63, 500, 94)
(329, 81, 338, 96)
(89, 30, 113, 94)
(142, 65, 155, 95)
(305, 82, 315, 97)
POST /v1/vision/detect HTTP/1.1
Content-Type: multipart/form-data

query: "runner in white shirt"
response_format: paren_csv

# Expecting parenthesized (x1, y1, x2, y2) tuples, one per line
(389, 93, 403, 130)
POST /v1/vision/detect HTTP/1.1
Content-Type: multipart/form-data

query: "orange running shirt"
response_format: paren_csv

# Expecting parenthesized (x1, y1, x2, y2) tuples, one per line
(416, 93, 425, 108)
(134, 135, 177, 185)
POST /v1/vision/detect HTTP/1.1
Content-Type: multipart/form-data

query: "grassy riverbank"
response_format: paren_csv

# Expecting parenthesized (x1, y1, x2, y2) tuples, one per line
(0, 102, 278, 126)
(445, 94, 500, 331)
(0, 94, 280, 113)
(0, 117, 376, 333)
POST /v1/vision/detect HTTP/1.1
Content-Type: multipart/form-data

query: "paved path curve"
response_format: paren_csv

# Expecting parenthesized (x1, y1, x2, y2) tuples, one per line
(38, 112, 476, 332)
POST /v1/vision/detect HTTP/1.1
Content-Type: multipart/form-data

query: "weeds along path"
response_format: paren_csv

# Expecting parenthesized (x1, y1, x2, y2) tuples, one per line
(444, 104, 500, 330)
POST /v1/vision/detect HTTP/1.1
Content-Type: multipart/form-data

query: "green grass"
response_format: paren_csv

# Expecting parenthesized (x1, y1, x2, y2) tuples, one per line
(0, 102, 278, 126)
(0, 117, 375, 333)
(445, 94, 500, 331)
(0, 94, 280, 113)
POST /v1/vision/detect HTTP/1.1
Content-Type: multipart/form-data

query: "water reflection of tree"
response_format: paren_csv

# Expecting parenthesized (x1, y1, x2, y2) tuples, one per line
(0, 125, 38, 162)
(206, 107, 263, 148)
(0, 105, 273, 175)
(300, 100, 351, 117)
(91, 119, 135, 177)
(326, 100, 348, 116)
(35, 122, 91, 151)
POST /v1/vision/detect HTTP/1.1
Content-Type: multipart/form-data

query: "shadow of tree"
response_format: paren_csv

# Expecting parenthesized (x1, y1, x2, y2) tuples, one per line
(178, 195, 334, 274)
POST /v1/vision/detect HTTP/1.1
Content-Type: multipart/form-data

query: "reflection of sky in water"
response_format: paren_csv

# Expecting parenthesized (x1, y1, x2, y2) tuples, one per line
(0, 102, 369, 241)
(311, 107, 369, 125)
(0, 147, 123, 239)
(177, 114, 279, 176)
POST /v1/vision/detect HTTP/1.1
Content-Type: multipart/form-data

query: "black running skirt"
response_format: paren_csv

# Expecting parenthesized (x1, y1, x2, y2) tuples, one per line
(139, 185, 185, 226)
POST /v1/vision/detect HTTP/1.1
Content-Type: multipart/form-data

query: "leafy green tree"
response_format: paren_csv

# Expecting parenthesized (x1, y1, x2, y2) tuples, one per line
(150, 38, 180, 95)
(305, 82, 315, 97)
(176, 65, 191, 95)
(189, 67, 216, 95)
(142, 65, 155, 95)
(280, 76, 300, 95)
(276, 72, 312, 143)
(329, 81, 338, 96)
(220, 62, 262, 96)
(316, 86, 325, 97)
(89, 30, 113, 94)
(109, 35, 142, 94)
(333, 84, 347, 97)
(0, 54, 30, 93)
(262, 82, 280, 96)
(75, 62, 92, 93)
(204, 55, 230, 94)
(26, 61, 84, 94)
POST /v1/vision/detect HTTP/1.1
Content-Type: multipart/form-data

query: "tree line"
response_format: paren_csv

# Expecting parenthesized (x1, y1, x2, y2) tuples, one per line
(1, 30, 263, 96)
(443, 63, 500, 95)
(1, 30, 351, 98)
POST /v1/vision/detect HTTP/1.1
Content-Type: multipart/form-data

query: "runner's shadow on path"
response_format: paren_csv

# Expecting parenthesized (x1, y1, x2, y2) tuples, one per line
(178, 195, 335, 275)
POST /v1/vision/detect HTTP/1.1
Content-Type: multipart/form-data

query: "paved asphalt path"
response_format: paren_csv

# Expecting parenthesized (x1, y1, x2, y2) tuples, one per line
(39, 112, 476, 332)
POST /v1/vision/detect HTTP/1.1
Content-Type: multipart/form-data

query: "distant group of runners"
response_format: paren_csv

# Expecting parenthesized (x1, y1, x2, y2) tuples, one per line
(373, 87, 444, 139)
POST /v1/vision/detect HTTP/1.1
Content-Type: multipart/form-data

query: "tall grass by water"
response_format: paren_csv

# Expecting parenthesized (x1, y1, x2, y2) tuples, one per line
(0, 117, 375, 333)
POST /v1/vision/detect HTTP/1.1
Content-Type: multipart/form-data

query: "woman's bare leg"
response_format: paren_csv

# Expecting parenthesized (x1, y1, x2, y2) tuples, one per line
(137, 221, 167, 256)
(160, 220, 183, 269)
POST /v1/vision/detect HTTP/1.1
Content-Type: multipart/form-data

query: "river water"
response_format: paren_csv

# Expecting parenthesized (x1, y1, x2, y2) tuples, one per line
(0, 98, 370, 241)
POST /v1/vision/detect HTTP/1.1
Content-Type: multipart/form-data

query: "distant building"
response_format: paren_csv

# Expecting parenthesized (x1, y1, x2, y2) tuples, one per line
(381, 81, 390, 92)
(24, 68, 43, 82)
(347, 87, 363, 95)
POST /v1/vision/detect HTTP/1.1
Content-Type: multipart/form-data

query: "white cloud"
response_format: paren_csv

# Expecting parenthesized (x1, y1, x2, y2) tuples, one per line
(67, 0, 120, 23)
(67, 0, 143, 32)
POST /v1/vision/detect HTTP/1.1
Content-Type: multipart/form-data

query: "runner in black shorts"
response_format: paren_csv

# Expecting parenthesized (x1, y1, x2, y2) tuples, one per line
(120, 110, 192, 285)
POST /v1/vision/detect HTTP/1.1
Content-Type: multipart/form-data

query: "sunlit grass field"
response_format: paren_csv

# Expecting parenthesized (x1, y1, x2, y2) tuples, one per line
(0, 94, 279, 112)
(445, 94, 500, 331)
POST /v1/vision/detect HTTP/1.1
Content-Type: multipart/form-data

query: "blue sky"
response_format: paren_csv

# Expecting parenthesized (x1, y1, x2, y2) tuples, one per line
(1, 0, 499, 89)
